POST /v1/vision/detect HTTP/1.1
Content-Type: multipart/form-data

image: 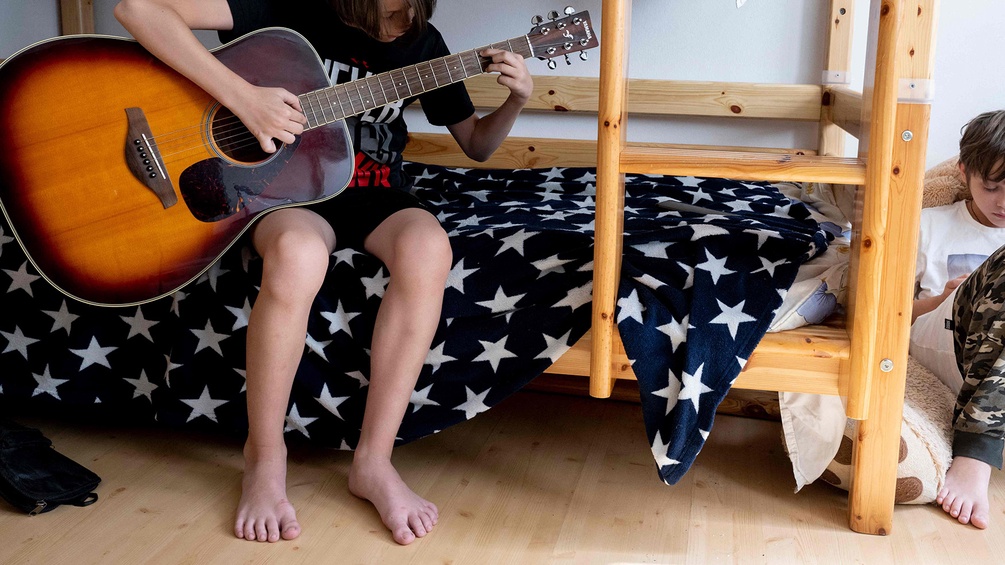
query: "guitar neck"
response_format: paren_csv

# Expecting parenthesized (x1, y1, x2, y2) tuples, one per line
(297, 36, 534, 129)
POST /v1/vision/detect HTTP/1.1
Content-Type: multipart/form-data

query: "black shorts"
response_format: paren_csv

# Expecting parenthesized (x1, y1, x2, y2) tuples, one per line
(307, 187, 427, 250)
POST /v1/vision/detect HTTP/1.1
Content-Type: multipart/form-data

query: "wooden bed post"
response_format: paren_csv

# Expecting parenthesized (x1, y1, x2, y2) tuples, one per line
(846, 0, 938, 535)
(59, 0, 95, 35)
(819, 0, 855, 157)
(591, 0, 631, 398)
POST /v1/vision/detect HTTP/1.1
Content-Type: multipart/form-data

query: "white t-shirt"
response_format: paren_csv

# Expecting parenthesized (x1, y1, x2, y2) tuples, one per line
(910, 200, 1005, 392)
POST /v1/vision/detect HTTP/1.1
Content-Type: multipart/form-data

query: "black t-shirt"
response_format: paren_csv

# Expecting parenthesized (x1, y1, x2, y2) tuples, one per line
(219, 0, 475, 189)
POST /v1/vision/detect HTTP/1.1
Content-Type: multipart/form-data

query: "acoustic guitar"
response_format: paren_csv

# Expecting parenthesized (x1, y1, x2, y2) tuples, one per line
(0, 9, 596, 306)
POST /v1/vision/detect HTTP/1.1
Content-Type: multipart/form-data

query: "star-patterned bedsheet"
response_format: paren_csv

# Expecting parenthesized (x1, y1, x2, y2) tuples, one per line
(0, 163, 830, 482)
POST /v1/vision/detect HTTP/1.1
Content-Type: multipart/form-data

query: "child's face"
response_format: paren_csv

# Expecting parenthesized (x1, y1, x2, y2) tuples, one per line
(377, 0, 415, 42)
(963, 160, 1005, 228)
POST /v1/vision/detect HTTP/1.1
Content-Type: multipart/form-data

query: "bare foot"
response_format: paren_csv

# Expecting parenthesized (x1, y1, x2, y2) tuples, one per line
(936, 456, 992, 529)
(348, 454, 438, 545)
(234, 445, 301, 542)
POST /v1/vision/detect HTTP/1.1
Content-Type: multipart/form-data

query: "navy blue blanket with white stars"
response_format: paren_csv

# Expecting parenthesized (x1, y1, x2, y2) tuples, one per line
(0, 163, 829, 483)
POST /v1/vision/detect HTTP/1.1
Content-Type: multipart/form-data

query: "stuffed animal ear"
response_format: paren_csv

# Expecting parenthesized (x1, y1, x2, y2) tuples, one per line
(922, 156, 969, 208)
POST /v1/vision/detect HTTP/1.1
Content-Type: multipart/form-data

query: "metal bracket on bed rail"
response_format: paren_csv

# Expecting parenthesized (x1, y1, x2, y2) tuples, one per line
(898, 78, 935, 104)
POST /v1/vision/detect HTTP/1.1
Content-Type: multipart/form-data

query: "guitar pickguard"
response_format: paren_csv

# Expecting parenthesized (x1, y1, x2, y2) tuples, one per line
(179, 136, 301, 222)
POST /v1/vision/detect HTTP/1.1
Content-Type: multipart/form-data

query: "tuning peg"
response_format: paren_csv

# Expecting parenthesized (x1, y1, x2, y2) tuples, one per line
(564, 6, 575, 15)
(548, 10, 559, 20)
(564, 54, 572, 65)
(579, 51, 588, 61)
(531, 15, 543, 25)
(547, 59, 557, 70)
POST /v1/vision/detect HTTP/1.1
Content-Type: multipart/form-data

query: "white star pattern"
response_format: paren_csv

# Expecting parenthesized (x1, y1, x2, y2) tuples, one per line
(496, 229, 535, 256)
(42, 300, 78, 335)
(361, 268, 390, 299)
(320, 301, 360, 337)
(424, 342, 456, 373)
(331, 248, 362, 268)
(1, 325, 38, 359)
(316, 384, 349, 420)
(656, 314, 691, 353)
(710, 299, 757, 339)
(678, 364, 713, 415)
(180, 386, 228, 423)
(123, 370, 158, 402)
(473, 336, 518, 372)
(306, 333, 331, 361)
(32, 365, 68, 399)
(453, 386, 491, 420)
(651, 430, 681, 468)
(225, 299, 253, 331)
(651, 371, 682, 415)
(446, 258, 478, 294)
(121, 306, 158, 341)
(535, 330, 574, 363)
(4, 262, 39, 296)
(410, 384, 440, 413)
(695, 250, 735, 284)
(616, 289, 645, 324)
(191, 320, 229, 355)
(475, 286, 525, 314)
(553, 283, 593, 310)
(284, 404, 317, 437)
(70, 337, 117, 370)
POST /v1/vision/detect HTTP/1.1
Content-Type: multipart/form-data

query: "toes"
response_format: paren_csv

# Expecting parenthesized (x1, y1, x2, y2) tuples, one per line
(255, 521, 269, 542)
(235, 517, 247, 539)
(282, 520, 302, 540)
(265, 517, 281, 542)
(958, 501, 974, 525)
(949, 497, 964, 519)
(408, 514, 428, 538)
(393, 525, 416, 545)
(419, 511, 434, 534)
(244, 520, 258, 541)
(972, 510, 990, 530)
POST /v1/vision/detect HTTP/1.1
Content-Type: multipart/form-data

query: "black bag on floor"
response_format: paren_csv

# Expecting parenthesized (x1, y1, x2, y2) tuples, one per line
(0, 419, 100, 515)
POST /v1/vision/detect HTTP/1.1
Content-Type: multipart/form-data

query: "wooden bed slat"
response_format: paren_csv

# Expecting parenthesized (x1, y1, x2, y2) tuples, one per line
(546, 323, 850, 397)
(619, 147, 867, 185)
(445, 74, 824, 121)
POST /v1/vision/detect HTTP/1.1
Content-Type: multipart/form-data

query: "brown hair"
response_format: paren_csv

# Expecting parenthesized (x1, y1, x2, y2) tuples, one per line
(330, 0, 436, 41)
(959, 110, 1005, 184)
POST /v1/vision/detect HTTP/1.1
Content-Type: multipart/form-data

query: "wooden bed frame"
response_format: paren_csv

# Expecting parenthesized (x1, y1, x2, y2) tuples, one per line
(57, 0, 937, 536)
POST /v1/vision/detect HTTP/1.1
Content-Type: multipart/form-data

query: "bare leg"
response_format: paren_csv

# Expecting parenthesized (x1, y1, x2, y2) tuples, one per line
(347, 208, 451, 545)
(936, 456, 992, 529)
(235, 209, 336, 542)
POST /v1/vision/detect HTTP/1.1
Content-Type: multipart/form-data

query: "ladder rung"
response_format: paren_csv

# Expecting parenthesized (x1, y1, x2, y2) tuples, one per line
(620, 146, 867, 185)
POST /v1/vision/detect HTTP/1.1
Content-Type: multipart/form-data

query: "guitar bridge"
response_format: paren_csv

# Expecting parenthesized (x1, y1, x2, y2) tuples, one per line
(125, 107, 176, 209)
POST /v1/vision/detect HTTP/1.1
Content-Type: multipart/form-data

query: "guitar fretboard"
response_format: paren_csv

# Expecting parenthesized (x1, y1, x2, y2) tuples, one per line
(297, 36, 534, 129)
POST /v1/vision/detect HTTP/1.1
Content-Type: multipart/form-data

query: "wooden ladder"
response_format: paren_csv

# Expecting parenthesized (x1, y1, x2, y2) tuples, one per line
(591, 0, 939, 535)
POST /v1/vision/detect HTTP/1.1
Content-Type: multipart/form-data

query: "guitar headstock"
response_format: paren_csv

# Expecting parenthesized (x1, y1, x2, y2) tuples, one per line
(527, 7, 598, 69)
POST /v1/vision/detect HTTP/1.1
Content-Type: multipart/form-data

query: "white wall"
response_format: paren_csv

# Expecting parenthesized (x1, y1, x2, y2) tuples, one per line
(3, 0, 1003, 167)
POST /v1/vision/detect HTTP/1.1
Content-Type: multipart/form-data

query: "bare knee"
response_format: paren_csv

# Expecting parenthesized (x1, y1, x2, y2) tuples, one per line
(394, 225, 452, 285)
(258, 229, 332, 301)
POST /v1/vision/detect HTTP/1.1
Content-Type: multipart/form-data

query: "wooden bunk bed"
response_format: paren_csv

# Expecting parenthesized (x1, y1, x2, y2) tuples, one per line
(48, 0, 938, 536)
(405, 0, 940, 535)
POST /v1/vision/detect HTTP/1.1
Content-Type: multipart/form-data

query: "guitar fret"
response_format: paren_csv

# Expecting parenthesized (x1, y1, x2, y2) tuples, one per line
(363, 78, 376, 109)
(332, 86, 347, 119)
(300, 95, 319, 128)
(322, 89, 342, 121)
(444, 57, 453, 82)
(427, 62, 439, 87)
(351, 82, 365, 113)
(376, 74, 389, 105)
(311, 91, 331, 124)
(340, 84, 359, 116)
(387, 70, 402, 99)
(408, 66, 424, 94)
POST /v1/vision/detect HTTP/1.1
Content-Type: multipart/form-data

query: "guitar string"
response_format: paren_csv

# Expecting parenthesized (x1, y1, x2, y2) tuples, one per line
(150, 46, 510, 163)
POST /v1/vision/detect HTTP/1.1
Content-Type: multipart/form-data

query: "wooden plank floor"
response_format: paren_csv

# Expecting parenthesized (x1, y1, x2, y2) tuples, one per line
(2, 390, 1004, 564)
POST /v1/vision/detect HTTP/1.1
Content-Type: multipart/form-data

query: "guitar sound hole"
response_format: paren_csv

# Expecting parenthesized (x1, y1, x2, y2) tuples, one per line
(210, 106, 281, 164)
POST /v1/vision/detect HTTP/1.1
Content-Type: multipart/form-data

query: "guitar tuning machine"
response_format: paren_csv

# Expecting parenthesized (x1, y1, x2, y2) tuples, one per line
(547, 59, 557, 70)
(564, 6, 576, 15)
(531, 15, 543, 25)
(548, 10, 559, 20)
(579, 51, 588, 61)
(563, 54, 571, 66)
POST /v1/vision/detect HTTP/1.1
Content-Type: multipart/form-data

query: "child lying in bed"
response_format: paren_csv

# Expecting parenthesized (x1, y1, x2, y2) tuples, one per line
(910, 109, 1005, 529)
